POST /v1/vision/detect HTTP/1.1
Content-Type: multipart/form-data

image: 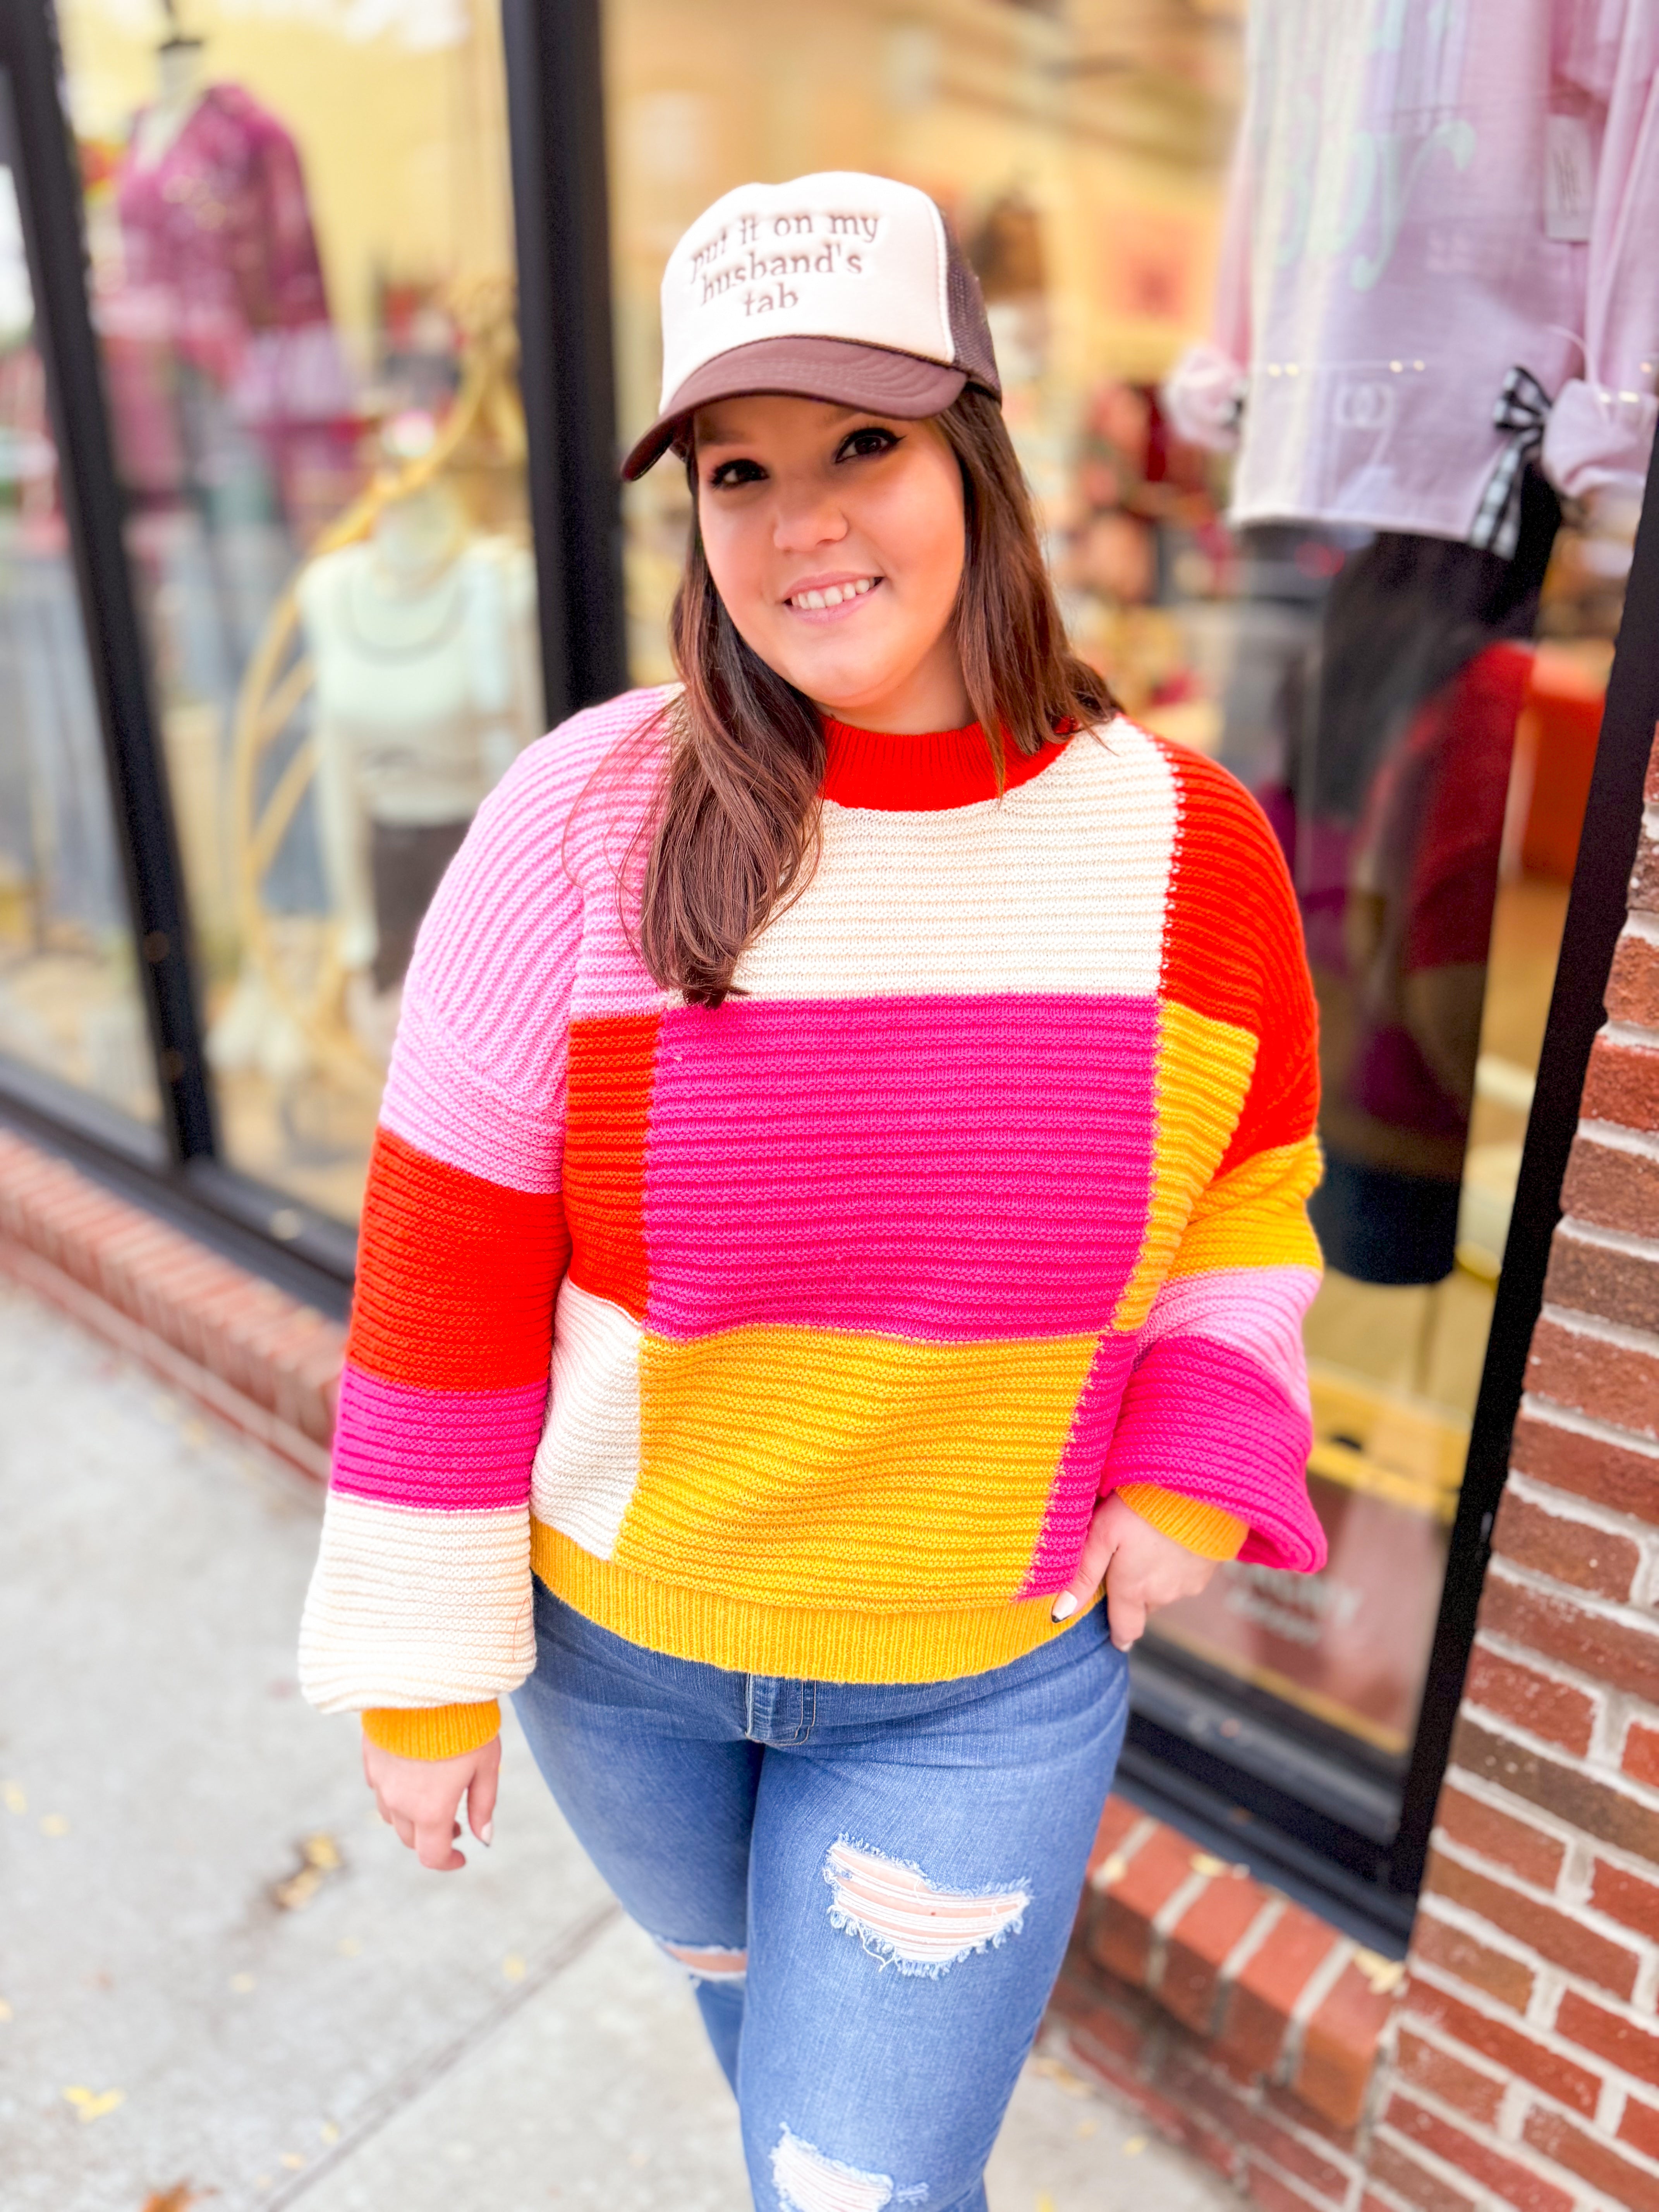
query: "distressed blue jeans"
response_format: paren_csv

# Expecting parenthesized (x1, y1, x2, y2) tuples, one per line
(511, 1579, 1130, 2212)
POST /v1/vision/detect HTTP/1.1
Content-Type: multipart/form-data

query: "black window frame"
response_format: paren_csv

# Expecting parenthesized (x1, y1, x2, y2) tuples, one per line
(2, 0, 1656, 1947)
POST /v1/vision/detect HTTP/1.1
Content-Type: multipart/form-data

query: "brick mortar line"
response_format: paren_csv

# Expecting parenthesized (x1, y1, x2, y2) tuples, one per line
(0, 1237, 331, 1484)
(1415, 1876, 1656, 2000)
(1504, 1465, 1659, 1551)
(1555, 1212, 1659, 1266)
(1380, 2092, 1628, 2212)
(1398, 2012, 1511, 2091)
(1498, 2073, 1533, 2144)
(1268, 2081, 1372, 2178)
(1485, 1651, 1659, 1788)
(1424, 1822, 1573, 1915)
(1484, 1551, 1659, 1647)
(1046, 2018, 1249, 2184)
(1441, 1760, 1659, 1891)
(1476, 1597, 1659, 1742)
(1217, 1893, 1288, 1994)
(1468, 1622, 1655, 1726)
(1420, 1848, 1655, 1964)
(1367, 2114, 1515, 2212)
(1407, 1954, 1659, 2099)
(1181, 2030, 1370, 2157)
(1195, 2054, 1369, 2191)
(1231, 2142, 1343, 2212)
(0, 1207, 341, 1358)
(1075, 1817, 1381, 2107)
(1504, 1460, 1659, 1548)
(1456, 1669, 1659, 1812)
(1376, 2082, 1637, 2212)
(1520, 1388, 1659, 1462)
(1061, 1898, 1388, 2166)
(1146, 1865, 1216, 1992)
(1279, 1935, 1356, 2087)
(1623, 912, 1659, 948)
(1086, 1813, 1159, 1892)
(1250, 2164, 1357, 2212)
(1603, 1020, 1659, 1054)
(1577, 1116, 1659, 1163)
(1598, 2073, 1630, 2140)
(1352, 2179, 1419, 2212)
(1537, 1297, 1659, 1363)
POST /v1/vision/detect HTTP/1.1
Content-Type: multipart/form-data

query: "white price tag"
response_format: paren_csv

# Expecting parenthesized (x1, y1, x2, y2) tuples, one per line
(1544, 112, 1595, 242)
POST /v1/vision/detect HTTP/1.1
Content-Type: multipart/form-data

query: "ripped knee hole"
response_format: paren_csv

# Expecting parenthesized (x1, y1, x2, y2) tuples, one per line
(823, 1837, 1029, 1975)
(657, 1936, 747, 1984)
(773, 2124, 928, 2212)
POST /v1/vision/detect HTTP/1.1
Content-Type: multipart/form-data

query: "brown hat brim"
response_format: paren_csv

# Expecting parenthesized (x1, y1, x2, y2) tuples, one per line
(620, 336, 968, 479)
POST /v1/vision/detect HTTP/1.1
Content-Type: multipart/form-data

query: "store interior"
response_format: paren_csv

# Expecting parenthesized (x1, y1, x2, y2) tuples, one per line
(0, 0, 1648, 1800)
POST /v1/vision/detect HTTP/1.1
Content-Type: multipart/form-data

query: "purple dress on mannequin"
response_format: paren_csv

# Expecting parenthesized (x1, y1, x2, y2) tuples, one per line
(106, 83, 352, 523)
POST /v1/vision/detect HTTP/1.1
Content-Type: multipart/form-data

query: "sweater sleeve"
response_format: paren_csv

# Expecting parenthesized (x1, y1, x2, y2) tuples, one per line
(1100, 749, 1327, 1574)
(297, 733, 587, 1756)
(1540, 0, 1659, 506)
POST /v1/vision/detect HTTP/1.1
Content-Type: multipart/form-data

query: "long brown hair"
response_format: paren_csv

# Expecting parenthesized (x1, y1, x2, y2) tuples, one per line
(636, 385, 1111, 1007)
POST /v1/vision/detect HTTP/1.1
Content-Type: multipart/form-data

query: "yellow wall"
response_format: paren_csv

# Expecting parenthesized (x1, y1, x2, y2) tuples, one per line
(59, 0, 516, 353)
(604, 0, 1242, 443)
(58, 0, 1238, 413)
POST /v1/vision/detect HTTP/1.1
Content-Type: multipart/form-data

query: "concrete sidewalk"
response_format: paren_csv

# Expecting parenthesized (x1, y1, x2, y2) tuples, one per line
(0, 1275, 1240, 2212)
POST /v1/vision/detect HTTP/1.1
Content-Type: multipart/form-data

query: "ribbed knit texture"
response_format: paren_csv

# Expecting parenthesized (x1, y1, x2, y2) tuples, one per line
(298, 692, 1325, 1749)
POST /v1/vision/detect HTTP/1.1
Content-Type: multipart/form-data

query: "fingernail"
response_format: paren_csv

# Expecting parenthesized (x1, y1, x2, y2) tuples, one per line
(480, 1820, 493, 1846)
(1051, 1592, 1079, 1623)
(1112, 1635, 1131, 1652)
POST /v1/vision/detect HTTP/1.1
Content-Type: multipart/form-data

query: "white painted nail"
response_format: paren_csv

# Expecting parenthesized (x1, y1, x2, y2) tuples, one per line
(1051, 1592, 1079, 1623)
(480, 1820, 494, 1846)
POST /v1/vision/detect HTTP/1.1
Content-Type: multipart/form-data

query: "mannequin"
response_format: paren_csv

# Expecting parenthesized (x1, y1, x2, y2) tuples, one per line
(131, 29, 209, 170)
(111, 22, 350, 533)
(300, 483, 540, 1024)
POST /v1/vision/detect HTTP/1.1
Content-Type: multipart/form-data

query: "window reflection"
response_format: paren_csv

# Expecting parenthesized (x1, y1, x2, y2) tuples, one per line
(602, 0, 1652, 1783)
(60, 0, 537, 1220)
(0, 144, 157, 1125)
(1142, 0, 1655, 1770)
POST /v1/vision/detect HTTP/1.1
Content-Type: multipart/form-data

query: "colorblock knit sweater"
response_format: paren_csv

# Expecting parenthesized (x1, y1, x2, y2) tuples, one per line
(299, 690, 1326, 1758)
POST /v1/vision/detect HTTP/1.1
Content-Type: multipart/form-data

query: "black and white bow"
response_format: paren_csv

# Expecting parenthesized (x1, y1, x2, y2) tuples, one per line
(1469, 365, 1553, 561)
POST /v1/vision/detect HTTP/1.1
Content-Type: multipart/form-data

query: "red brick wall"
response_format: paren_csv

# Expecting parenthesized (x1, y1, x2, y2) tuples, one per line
(1053, 1799, 1401, 2209)
(1369, 731, 1659, 2212)
(0, 1130, 341, 1481)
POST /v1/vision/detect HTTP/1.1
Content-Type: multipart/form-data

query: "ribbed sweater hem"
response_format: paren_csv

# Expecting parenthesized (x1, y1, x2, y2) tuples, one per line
(531, 1519, 1091, 1683)
(361, 1699, 501, 1759)
(1116, 1484, 1248, 1560)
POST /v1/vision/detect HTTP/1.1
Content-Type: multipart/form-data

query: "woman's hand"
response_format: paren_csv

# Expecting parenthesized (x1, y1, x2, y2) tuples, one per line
(1052, 1493, 1221, 1650)
(362, 1733, 501, 1872)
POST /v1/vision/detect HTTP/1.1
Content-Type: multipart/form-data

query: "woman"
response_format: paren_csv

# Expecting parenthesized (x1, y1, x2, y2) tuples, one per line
(300, 172, 1326, 2210)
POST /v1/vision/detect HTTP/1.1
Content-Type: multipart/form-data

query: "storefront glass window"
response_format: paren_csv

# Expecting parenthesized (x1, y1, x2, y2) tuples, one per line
(602, 0, 1654, 1813)
(0, 102, 157, 1127)
(56, 0, 541, 1222)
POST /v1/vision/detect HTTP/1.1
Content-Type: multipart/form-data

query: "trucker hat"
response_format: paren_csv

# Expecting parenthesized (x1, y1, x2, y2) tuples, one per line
(621, 171, 1002, 479)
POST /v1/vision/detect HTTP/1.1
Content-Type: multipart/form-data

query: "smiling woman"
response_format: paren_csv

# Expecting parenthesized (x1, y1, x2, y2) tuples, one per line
(694, 398, 970, 730)
(297, 170, 1326, 2209)
(641, 382, 1104, 1006)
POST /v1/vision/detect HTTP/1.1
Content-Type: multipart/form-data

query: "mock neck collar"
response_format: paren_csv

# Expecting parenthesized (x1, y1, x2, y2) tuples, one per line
(819, 717, 1067, 812)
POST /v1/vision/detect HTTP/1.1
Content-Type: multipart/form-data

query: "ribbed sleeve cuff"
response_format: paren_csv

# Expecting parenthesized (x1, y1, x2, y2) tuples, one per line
(1116, 1483, 1248, 1561)
(361, 1700, 501, 1760)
